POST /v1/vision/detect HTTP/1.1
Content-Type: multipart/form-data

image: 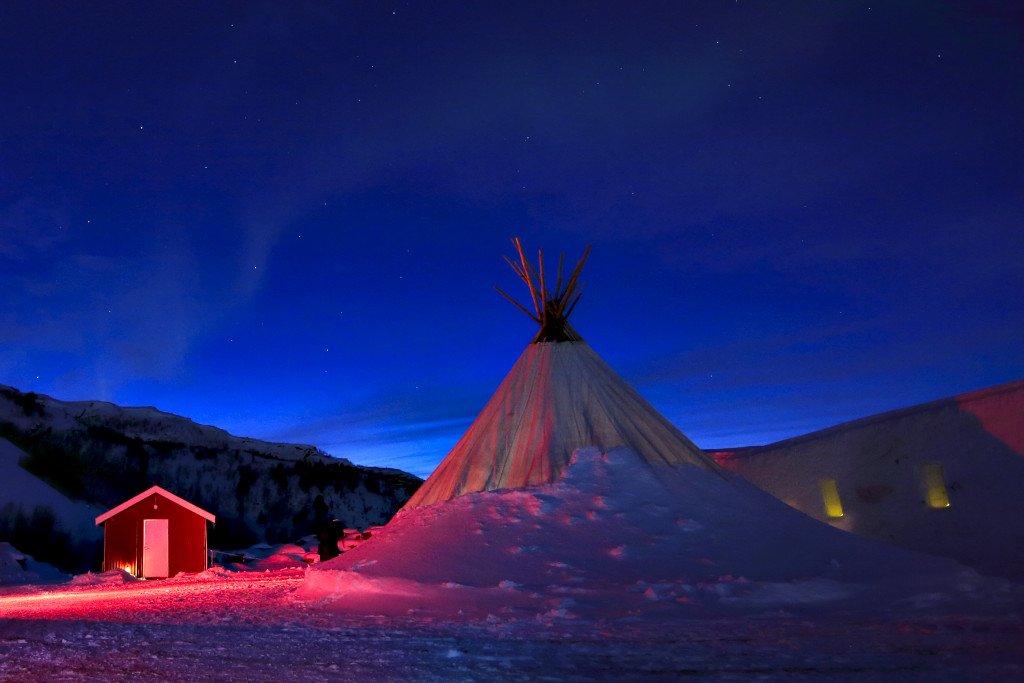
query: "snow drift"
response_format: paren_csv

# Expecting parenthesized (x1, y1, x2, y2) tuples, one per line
(711, 378, 1024, 580)
(302, 448, 1015, 620)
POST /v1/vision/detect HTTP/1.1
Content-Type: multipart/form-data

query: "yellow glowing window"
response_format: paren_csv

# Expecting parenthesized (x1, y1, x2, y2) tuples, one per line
(820, 479, 844, 518)
(920, 462, 950, 508)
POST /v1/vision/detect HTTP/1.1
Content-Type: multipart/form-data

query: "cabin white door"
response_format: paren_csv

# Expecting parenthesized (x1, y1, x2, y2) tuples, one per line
(143, 519, 169, 578)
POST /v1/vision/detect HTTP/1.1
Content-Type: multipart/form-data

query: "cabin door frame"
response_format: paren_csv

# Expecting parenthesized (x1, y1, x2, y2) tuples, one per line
(142, 519, 170, 579)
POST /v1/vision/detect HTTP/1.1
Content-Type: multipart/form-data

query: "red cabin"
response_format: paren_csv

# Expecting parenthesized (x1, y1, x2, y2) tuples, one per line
(95, 485, 215, 579)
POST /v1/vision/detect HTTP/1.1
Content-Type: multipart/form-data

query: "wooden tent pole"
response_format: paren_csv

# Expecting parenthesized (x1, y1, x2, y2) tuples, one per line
(494, 286, 541, 323)
(499, 238, 592, 343)
(561, 245, 592, 302)
(538, 248, 547, 302)
(512, 238, 542, 319)
(554, 252, 565, 300)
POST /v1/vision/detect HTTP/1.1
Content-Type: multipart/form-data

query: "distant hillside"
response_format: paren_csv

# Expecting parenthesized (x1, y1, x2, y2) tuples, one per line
(707, 379, 1024, 581)
(0, 384, 421, 571)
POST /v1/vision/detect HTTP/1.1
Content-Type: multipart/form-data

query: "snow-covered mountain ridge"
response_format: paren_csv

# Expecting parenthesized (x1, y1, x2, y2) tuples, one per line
(2, 384, 346, 464)
(0, 384, 421, 569)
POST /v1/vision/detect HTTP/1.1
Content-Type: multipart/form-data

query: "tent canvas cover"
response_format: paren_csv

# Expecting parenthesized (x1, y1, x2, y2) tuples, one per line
(405, 238, 720, 509)
(404, 340, 721, 509)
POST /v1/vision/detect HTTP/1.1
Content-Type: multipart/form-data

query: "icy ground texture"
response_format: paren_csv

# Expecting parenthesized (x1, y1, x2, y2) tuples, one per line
(4, 449, 1022, 680)
(304, 448, 1020, 620)
(2, 567, 1023, 681)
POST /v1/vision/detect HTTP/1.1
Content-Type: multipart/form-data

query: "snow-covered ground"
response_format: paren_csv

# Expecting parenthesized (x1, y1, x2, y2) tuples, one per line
(3, 448, 1022, 680)
(2, 566, 1023, 682)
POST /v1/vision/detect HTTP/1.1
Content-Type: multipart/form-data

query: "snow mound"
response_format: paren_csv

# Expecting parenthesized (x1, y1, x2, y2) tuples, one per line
(0, 438, 104, 544)
(0, 542, 69, 586)
(69, 569, 138, 586)
(210, 542, 315, 573)
(301, 447, 1020, 621)
(0, 542, 27, 582)
(254, 553, 309, 570)
(189, 566, 237, 581)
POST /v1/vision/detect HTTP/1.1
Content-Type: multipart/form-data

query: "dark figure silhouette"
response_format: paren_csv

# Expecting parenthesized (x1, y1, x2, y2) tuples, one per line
(317, 519, 344, 562)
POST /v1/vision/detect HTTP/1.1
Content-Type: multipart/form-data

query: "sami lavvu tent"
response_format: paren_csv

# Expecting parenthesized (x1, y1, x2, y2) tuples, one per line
(404, 239, 723, 509)
(303, 241, 1000, 619)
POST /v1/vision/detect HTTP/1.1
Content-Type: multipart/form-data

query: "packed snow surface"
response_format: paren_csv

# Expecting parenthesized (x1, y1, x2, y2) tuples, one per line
(4, 449, 1022, 680)
(3, 564, 1023, 681)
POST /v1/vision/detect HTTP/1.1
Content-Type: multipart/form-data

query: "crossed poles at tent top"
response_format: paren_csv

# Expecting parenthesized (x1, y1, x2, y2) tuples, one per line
(495, 237, 592, 344)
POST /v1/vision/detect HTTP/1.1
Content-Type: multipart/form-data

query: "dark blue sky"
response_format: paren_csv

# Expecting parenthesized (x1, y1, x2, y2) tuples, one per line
(2, 1, 1021, 477)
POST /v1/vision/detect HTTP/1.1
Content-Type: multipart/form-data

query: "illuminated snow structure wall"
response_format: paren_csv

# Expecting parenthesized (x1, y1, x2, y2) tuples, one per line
(403, 238, 724, 511)
(710, 379, 1024, 581)
(95, 485, 215, 578)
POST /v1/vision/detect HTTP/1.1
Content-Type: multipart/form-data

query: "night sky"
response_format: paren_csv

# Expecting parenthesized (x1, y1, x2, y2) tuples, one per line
(2, 1, 1021, 478)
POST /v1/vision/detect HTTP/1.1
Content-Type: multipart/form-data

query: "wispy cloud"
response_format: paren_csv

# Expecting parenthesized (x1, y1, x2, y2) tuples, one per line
(0, 196, 69, 258)
(254, 379, 494, 477)
(2, 219, 228, 399)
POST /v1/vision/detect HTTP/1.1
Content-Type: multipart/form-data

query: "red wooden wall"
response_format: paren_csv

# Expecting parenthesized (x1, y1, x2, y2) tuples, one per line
(101, 492, 209, 576)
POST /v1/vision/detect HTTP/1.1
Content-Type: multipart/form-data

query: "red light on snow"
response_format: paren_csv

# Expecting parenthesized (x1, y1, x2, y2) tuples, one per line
(957, 386, 1024, 456)
(709, 451, 735, 465)
(0, 588, 126, 610)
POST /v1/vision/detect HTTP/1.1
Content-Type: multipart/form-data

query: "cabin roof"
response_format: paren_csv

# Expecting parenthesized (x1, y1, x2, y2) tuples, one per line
(95, 485, 216, 525)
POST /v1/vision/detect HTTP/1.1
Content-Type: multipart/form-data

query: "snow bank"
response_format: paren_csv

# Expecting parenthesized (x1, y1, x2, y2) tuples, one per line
(212, 542, 315, 572)
(0, 542, 68, 586)
(0, 437, 104, 543)
(301, 448, 1019, 621)
(712, 378, 1024, 580)
(69, 568, 138, 586)
(0, 542, 27, 583)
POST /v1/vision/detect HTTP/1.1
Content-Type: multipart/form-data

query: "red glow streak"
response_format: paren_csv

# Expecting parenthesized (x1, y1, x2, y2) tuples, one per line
(0, 589, 133, 609)
(0, 581, 208, 611)
(0, 573, 304, 619)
